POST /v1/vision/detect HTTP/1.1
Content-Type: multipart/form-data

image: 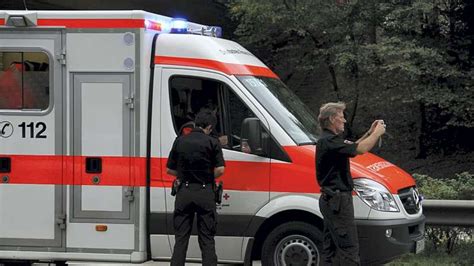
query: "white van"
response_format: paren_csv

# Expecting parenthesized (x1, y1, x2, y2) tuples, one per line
(0, 10, 424, 265)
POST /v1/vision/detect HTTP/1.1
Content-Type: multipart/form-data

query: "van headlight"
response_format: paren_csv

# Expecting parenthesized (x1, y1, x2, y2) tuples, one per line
(354, 178, 399, 212)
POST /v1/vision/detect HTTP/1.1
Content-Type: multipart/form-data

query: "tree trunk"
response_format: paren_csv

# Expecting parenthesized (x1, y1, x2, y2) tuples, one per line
(417, 101, 428, 158)
(326, 54, 342, 100)
(368, 0, 377, 44)
(347, 68, 360, 138)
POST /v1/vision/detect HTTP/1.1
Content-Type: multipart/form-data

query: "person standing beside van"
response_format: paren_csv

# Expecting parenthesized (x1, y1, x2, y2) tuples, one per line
(166, 110, 225, 266)
(316, 102, 386, 265)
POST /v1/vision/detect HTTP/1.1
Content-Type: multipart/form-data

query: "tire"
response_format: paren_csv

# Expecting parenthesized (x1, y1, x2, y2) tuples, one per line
(261, 221, 323, 266)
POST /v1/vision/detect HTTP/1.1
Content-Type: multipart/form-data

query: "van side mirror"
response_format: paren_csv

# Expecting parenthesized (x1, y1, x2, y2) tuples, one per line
(241, 117, 266, 156)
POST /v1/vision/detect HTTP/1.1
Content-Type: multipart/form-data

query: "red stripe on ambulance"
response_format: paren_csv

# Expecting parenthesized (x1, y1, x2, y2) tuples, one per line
(0, 151, 414, 193)
(0, 18, 161, 29)
(155, 56, 279, 78)
(37, 18, 161, 29)
(1, 155, 277, 192)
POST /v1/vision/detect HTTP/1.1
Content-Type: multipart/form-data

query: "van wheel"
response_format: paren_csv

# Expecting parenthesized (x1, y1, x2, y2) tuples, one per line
(261, 221, 322, 266)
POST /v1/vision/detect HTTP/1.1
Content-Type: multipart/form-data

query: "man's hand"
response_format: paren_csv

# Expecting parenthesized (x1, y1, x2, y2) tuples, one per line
(218, 135, 228, 146)
(372, 120, 386, 137)
(356, 120, 387, 154)
(167, 168, 178, 177)
(214, 166, 225, 178)
(357, 119, 384, 143)
(368, 120, 379, 135)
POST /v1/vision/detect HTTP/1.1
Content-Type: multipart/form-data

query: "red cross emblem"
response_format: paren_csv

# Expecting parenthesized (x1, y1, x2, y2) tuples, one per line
(223, 193, 230, 200)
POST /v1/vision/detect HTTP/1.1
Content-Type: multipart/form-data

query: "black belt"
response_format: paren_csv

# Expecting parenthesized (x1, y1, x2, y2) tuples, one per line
(183, 181, 214, 189)
(185, 181, 213, 185)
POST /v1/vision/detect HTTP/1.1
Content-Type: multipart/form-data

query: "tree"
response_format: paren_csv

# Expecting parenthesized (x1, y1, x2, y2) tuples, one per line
(228, 0, 474, 159)
(229, 0, 383, 136)
(370, 0, 474, 155)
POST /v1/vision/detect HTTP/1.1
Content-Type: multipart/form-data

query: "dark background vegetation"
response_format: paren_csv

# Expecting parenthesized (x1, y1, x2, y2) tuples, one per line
(225, 0, 474, 179)
(2, 0, 473, 178)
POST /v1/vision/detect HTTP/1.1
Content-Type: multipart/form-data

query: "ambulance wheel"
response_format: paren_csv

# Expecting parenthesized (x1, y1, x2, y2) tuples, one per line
(261, 221, 322, 266)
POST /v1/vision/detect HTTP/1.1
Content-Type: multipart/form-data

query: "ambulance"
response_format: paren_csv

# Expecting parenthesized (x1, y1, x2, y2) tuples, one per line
(0, 10, 424, 265)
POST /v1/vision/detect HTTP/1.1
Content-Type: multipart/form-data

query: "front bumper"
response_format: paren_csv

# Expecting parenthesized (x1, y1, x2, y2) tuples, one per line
(356, 215, 425, 265)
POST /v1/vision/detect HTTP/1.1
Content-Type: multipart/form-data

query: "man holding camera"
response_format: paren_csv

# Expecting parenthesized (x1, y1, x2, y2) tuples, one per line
(167, 110, 225, 266)
(316, 102, 386, 265)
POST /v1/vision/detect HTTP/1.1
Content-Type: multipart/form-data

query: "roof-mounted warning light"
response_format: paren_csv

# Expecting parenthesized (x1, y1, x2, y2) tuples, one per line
(168, 17, 222, 38)
(189, 26, 222, 38)
(170, 18, 188, 34)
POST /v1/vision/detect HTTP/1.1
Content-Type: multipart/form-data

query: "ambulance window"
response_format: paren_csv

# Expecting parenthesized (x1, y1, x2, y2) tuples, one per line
(169, 76, 225, 137)
(226, 89, 290, 161)
(168, 75, 289, 161)
(0, 51, 50, 110)
(227, 89, 255, 147)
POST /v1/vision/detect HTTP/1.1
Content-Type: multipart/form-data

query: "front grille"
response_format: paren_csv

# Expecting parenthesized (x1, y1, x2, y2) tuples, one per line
(398, 186, 421, 214)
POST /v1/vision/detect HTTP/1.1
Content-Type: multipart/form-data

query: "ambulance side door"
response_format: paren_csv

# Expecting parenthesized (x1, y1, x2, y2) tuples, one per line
(66, 31, 138, 252)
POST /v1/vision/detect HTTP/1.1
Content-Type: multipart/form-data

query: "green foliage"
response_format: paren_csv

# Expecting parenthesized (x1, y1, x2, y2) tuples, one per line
(228, 0, 360, 72)
(413, 172, 473, 255)
(369, 0, 474, 129)
(227, 0, 474, 150)
(413, 172, 473, 200)
(425, 226, 471, 255)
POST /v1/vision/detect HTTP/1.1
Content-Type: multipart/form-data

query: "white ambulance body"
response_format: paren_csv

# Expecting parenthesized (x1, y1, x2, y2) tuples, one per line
(0, 10, 424, 265)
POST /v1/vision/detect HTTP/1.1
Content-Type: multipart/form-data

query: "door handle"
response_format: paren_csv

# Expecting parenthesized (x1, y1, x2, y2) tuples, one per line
(0, 157, 11, 173)
(85, 157, 102, 173)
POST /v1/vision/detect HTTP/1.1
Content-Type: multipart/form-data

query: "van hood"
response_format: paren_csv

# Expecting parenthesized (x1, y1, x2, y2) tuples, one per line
(283, 145, 415, 194)
(350, 153, 415, 194)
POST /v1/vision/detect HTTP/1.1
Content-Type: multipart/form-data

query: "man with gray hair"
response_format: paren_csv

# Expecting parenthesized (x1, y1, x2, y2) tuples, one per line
(316, 102, 385, 265)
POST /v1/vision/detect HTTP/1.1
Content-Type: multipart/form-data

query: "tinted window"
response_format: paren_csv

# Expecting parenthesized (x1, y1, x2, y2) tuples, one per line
(0, 51, 50, 110)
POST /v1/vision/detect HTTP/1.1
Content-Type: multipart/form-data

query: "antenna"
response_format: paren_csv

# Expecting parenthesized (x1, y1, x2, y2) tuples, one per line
(23, 0, 28, 10)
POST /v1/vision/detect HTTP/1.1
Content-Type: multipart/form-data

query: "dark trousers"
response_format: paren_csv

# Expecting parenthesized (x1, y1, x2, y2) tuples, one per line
(319, 191, 361, 266)
(171, 183, 217, 266)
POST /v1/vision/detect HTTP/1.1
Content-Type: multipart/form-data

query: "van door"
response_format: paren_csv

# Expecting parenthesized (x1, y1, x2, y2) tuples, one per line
(68, 73, 135, 251)
(158, 68, 271, 262)
(0, 30, 64, 250)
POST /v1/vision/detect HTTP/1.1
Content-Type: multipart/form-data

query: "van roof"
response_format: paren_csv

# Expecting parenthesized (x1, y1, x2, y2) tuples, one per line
(0, 10, 206, 31)
(154, 34, 278, 78)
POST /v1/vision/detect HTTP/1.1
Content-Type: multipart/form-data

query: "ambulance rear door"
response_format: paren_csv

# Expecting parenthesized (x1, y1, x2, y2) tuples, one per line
(0, 29, 65, 251)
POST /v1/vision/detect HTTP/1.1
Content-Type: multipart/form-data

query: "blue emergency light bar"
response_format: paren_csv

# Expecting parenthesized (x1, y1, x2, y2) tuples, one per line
(169, 17, 222, 38)
(170, 18, 188, 34)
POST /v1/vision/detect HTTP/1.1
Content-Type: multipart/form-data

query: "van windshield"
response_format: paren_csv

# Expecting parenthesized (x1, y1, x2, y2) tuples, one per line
(237, 76, 319, 145)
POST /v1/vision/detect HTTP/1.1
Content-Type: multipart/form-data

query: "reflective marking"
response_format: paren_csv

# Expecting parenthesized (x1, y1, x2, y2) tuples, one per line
(1, 18, 161, 29)
(367, 161, 394, 172)
(155, 56, 278, 78)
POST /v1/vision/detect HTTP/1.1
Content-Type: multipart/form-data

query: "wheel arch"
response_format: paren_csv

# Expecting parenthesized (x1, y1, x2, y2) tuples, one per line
(248, 195, 324, 260)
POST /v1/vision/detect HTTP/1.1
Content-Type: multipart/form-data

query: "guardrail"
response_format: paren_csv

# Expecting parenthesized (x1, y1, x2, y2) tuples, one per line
(422, 199, 474, 227)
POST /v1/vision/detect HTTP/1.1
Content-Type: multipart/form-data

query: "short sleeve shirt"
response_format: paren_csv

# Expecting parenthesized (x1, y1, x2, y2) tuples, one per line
(316, 129, 358, 191)
(167, 128, 225, 183)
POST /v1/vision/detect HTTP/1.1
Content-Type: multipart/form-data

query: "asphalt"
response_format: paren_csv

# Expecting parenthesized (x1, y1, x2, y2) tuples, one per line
(65, 261, 262, 265)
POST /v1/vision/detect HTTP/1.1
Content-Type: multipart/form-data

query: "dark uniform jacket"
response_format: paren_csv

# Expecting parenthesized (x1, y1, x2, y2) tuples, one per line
(316, 129, 358, 192)
(167, 128, 225, 184)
